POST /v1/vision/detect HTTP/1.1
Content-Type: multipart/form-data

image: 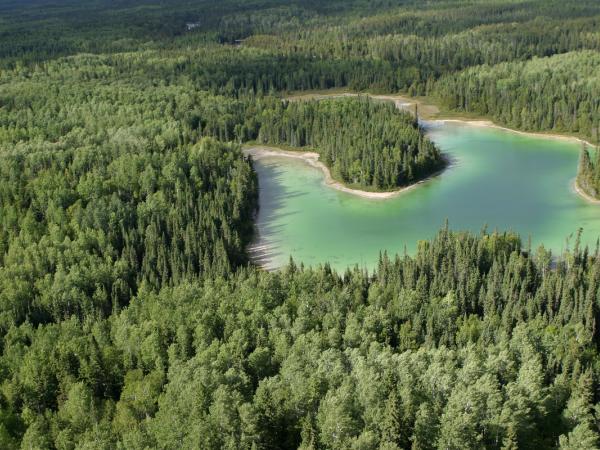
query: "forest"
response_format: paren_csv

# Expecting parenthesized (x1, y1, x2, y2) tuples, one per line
(0, 58, 441, 192)
(4, 228, 600, 449)
(433, 52, 600, 142)
(256, 98, 443, 190)
(1, 0, 600, 448)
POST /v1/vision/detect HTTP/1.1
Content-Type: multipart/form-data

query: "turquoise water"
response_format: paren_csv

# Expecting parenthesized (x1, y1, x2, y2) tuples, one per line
(249, 121, 600, 271)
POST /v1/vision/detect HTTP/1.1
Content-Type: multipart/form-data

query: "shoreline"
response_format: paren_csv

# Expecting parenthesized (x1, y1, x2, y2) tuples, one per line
(243, 145, 448, 200)
(245, 240, 279, 271)
(435, 119, 598, 149)
(572, 179, 600, 205)
(288, 91, 597, 148)
(286, 90, 600, 204)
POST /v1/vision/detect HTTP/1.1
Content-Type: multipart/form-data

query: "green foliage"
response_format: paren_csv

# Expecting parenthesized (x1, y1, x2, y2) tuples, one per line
(1, 229, 600, 448)
(0, 130, 258, 327)
(257, 97, 444, 189)
(434, 52, 600, 141)
(2, 0, 600, 448)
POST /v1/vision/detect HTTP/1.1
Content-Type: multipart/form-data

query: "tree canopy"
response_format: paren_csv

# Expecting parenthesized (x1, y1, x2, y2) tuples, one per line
(2, 0, 600, 448)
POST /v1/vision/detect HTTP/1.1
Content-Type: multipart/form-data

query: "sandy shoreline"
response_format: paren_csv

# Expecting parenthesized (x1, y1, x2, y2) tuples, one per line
(572, 179, 600, 204)
(436, 119, 598, 148)
(286, 91, 600, 204)
(243, 145, 447, 200)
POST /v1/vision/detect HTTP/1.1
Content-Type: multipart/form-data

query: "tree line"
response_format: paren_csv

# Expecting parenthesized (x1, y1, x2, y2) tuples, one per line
(433, 51, 600, 143)
(0, 55, 442, 192)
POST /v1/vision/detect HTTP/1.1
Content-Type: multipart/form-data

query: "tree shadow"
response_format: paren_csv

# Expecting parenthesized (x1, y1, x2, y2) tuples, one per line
(248, 160, 308, 269)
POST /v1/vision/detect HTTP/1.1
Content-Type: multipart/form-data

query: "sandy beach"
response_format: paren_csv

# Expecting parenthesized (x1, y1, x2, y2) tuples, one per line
(243, 145, 447, 200)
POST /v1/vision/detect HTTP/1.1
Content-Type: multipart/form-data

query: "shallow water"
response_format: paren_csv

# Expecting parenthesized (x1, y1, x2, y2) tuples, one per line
(249, 121, 600, 271)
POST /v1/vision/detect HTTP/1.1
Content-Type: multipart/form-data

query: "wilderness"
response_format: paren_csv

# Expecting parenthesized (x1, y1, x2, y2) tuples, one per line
(1, 0, 600, 448)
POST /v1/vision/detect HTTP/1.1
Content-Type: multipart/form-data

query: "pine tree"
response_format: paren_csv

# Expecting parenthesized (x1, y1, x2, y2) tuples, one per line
(380, 389, 402, 446)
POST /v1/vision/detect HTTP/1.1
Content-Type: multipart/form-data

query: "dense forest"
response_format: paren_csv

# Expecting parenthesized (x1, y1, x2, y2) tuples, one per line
(256, 98, 443, 190)
(433, 52, 600, 142)
(2, 0, 600, 448)
(0, 59, 440, 191)
(2, 228, 600, 448)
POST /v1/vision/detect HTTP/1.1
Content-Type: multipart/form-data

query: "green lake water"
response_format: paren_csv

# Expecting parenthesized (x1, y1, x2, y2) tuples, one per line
(249, 121, 600, 271)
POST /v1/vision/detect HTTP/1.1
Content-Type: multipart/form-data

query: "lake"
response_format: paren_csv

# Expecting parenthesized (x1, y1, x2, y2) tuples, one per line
(249, 121, 600, 271)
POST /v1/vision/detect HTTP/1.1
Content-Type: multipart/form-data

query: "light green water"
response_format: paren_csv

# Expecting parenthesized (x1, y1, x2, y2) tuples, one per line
(249, 121, 600, 271)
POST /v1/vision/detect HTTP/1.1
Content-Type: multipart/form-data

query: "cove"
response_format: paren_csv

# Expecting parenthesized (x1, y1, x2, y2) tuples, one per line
(248, 121, 600, 271)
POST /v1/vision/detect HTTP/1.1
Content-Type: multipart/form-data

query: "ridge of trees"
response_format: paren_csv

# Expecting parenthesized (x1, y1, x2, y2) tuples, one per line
(433, 51, 600, 143)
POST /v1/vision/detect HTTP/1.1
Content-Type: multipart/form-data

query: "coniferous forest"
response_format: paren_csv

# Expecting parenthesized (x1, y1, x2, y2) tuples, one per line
(2, 0, 600, 448)
(256, 98, 443, 190)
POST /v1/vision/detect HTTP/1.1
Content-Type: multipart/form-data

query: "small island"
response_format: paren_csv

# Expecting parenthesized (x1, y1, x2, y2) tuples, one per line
(251, 97, 446, 193)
